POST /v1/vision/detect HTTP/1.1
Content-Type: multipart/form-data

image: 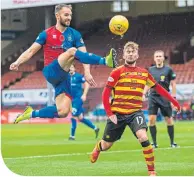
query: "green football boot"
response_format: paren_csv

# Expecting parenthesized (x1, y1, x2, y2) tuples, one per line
(105, 48, 118, 68)
(14, 106, 33, 124)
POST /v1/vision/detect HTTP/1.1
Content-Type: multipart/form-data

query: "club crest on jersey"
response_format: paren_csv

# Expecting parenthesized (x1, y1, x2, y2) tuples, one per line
(160, 75, 165, 82)
(137, 72, 142, 76)
(67, 35, 72, 42)
(60, 35, 65, 41)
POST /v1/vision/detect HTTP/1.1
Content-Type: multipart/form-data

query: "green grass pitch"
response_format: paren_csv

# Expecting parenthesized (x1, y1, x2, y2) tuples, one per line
(1, 121, 194, 176)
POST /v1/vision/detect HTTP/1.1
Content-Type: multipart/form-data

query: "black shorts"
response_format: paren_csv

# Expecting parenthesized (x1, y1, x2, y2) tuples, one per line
(148, 95, 172, 117)
(102, 110, 147, 142)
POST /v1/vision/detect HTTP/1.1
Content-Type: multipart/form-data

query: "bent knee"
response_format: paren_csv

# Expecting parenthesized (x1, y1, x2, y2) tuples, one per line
(166, 117, 174, 125)
(67, 47, 77, 56)
(58, 108, 69, 118)
(138, 135, 148, 142)
(149, 116, 156, 126)
(136, 129, 148, 142)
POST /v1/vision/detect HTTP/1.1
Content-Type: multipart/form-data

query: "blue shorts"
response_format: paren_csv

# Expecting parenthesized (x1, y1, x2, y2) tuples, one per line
(43, 59, 71, 98)
(72, 98, 84, 117)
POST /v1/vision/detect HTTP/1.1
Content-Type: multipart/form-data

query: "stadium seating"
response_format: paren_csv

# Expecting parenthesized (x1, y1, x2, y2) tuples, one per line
(171, 59, 194, 84)
(1, 71, 23, 89)
(9, 71, 47, 89)
(2, 13, 194, 113)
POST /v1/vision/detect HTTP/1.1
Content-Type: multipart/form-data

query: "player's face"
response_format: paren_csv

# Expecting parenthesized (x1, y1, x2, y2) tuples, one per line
(69, 65, 75, 75)
(123, 47, 139, 64)
(57, 7, 72, 27)
(154, 52, 165, 65)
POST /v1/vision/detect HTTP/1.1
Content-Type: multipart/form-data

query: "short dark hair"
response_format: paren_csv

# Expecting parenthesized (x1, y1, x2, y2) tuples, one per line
(55, 4, 72, 14)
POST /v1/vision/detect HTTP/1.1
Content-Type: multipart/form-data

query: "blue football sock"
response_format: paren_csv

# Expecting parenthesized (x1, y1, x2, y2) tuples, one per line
(71, 118, 77, 137)
(75, 50, 106, 65)
(80, 118, 96, 129)
(31, 106, 59, 118)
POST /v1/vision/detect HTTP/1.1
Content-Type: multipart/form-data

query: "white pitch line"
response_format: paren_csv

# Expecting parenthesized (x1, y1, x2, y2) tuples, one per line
(4, 146, 194, 160)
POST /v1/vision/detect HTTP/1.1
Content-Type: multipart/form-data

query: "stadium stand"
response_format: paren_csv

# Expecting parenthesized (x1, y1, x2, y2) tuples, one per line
(2, 12, 194, 112)
(1, 71, 23, 89)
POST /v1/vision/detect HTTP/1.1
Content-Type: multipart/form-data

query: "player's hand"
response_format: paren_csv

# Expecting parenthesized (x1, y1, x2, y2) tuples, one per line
(84, 72, 97, 87)
(10, 61, 19, 71)
(174, 105, 181, 113)
(172, 102, 181, 113)
(81, 95, 87, 102)
(108, 114, 117, 124)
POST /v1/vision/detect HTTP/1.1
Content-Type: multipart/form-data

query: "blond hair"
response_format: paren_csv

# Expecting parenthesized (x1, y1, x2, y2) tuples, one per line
(124, 41, 139, 51)
(55, 4, 72, 14)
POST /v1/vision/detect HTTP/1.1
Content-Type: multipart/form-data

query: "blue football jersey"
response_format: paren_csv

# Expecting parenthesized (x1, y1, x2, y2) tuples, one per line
(35, 26, 85, 66)
(71, 72, 85, 98)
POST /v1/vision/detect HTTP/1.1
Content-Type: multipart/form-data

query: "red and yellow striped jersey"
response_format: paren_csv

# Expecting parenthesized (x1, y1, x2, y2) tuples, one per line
(106, 65, 156, 115)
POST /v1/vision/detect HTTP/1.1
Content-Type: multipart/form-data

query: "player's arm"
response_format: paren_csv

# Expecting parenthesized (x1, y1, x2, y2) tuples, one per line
(76, 32, 96, 86)
(143, 67, 151, 100)
(10, 31, 46, 71)
(102, 69, 120, 124)
(10, 43, 42, 71)
(78, 46, 96, 86)
(170, 79, 176, 98)
(77, 46, 90, 75)
(147, 72, 181, 112)
(169, 69, 177, 98)
(81, 81, 90, 102)
(143, 85, 150, 101)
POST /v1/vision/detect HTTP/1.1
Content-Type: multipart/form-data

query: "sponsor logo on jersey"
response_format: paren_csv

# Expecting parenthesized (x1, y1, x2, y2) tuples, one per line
(67, 35, 72, 42)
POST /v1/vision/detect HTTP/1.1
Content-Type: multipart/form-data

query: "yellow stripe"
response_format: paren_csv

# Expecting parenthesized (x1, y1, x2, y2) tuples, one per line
(144, 145, 152, 151)
(144, 153, 154, 158)
(112, 101, 142, 107)
(120, 72, 148, 77)
(146, 79, 155, 88)
(143, 145, 152, 151)
(118, 78, 146, 85)
(115, 86, 143, 92)
(146, 161, 154, 166)
(111, 107, 140, 114)
(114, 95, 143, 101)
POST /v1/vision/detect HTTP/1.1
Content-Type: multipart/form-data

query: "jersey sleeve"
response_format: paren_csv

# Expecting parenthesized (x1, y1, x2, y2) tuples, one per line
(146, 72, 156, 88)
(74, 31, 85, 48)
(106, 69, 120, 88)
(169, 68, 176, 81)
(35, 31, 47, 45)
(81, 75, 86, 83)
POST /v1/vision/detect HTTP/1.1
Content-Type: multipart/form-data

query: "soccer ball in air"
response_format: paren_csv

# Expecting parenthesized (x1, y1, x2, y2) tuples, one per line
(109, 15, 129, 36)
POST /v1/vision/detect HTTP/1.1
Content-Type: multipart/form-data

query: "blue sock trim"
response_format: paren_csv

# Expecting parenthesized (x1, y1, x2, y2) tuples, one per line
(31, 110, 39, 118)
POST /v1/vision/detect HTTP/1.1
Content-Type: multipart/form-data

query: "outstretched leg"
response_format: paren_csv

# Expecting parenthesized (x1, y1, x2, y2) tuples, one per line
(58, 48, 118, 71)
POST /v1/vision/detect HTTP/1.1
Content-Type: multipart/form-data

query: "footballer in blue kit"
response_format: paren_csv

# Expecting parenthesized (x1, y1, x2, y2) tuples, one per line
(11, 3, 117, 124)
(69, 65, 100, 140)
